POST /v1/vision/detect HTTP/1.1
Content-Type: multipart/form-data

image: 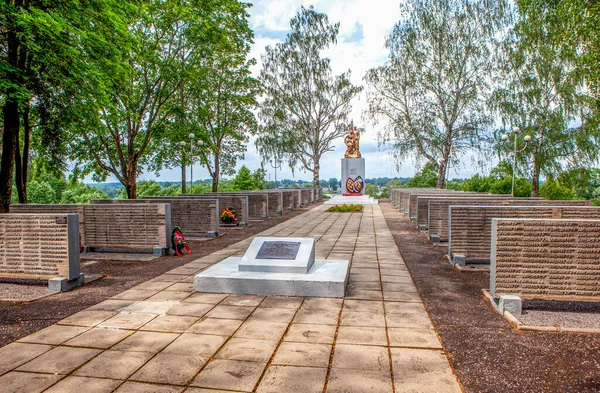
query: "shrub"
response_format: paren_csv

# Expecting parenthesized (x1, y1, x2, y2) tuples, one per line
(326, 204, 363, 212)
(539, 179, 577, 200)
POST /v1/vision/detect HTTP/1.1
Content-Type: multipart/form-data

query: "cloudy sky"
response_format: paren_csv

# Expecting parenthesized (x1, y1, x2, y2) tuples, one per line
(136, 0, 484, 184)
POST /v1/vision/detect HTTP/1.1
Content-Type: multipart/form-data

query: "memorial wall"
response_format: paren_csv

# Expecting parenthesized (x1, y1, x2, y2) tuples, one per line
(490, 218, 600, 301)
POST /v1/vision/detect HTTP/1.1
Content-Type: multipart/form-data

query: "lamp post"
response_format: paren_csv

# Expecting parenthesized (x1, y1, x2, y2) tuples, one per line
(188, 133, 194, 192)
(269, 158, 281, 189)
(501, 126, 532, 196)
(180, 135, 204, 194)
(179, 141, 187, 194)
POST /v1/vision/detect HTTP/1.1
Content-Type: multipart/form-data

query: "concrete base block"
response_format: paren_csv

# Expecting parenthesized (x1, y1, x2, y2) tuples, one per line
(49, 273, 85, 292)
(153, 246, 169, 256)
(452, 254, 466, 266)
(410, 217, 416, 223)
(239, 222, 248, 228)
(261, 216, 268, 221)
(207, 231, 218, 239)
(324, 195, 378, 205)
(418, 225, 427, 231)
(287, 207, 293, 211)
(499, 295, 522, 315)
(276, 210, 283, 215)
(430, 235, 441, 244)
(194, 257, 350, 298)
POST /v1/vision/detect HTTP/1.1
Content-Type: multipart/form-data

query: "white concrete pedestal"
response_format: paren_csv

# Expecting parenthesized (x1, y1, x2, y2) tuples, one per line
(324, 195, 378, 205)
(341, 158, 365, 195)
(194, 236, 350, 298)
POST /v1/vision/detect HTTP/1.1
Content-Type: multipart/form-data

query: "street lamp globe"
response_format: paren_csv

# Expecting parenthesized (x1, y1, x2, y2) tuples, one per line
(188, 133, 195, 140)
(524, 135, 532, 142)
(512, 126, 521, 134)
(197, 140, 204, 147)
(501, 134, 509, 142)
(179, 141, 186, 147)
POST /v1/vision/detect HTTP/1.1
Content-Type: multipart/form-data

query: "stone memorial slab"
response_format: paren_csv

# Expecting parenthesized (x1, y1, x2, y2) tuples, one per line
(194, 236, 349, 298)
(239, 237, 315, 274)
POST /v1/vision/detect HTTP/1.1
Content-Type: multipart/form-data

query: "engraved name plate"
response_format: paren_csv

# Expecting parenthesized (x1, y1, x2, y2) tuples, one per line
(256, 241, 301, 260)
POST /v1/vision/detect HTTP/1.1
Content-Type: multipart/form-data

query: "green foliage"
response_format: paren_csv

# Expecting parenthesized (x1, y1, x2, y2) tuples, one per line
(252, 168, 267, 190)
(30, 169, 69, 203)
(69, 0, 255, 199)
(491, 1, 599, 196)
(328, 178, 339, 192)
(326, 204, 364, 213)
(489, 177, 532, 197)
(516, 0, 600, 127)
(404, 163, 438, 188)
(60, 184, 109, 204)
(365, 184, 380, 199)
(461, 162, 531, 196)
(218, 180, 234, 192)
(136, 181, 164, 198)
(461, 174, 494, 193)
(557, 168, 600, 200)
(152, 1, 258, 193)
(231, 166, 255, 191)
(382, 180, 403, 199)
(188, 182, 211, 195)
(539, 180, 577, 200)
(0, 0, 136, 209)
(27, 181, 57, 204)
(256, 6, 362, 187)
(445, 181, 463, 190)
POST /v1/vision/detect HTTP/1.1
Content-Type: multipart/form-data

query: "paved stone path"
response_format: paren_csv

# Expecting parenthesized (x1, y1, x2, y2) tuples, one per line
(0, 204, 462, 393)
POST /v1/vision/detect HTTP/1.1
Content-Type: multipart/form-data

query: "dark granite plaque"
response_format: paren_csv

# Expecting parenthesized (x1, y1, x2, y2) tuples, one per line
(256, 241, 301, 260)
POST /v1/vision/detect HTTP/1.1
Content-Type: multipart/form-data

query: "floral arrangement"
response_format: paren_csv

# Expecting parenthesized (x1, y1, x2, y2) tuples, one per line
(220, 208, 237, 224)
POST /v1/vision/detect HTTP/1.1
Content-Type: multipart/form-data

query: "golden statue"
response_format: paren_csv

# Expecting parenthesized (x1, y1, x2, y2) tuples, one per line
(344, 121, 361, 158)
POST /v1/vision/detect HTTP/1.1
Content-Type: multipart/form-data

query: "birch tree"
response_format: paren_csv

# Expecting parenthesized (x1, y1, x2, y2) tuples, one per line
(365, 0, 510, 188)
(256, 6, 362, 188)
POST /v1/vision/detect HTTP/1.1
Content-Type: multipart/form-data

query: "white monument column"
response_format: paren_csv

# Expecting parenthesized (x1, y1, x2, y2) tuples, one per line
(341, 158, 365, 195)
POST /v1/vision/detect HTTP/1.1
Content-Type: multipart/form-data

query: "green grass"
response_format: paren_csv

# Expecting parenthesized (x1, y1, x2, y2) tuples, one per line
(325, 204, 363, 212)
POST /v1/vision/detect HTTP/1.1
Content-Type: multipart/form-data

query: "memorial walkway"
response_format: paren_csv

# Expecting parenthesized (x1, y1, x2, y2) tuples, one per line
(0, 204, 462, 393)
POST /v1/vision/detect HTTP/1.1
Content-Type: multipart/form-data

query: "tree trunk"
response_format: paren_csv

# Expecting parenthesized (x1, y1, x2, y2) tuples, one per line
(531, 157, 540, 197)
(0, 99, 20, 212)
(124, 162, 138, 199)
(0, 16, 22, 212)
(181, 163, 186, 194)
(212, 153, 220, 192)
(15, 104, 30, 203)
(312, 159, 320, 189)
(437, 136, 452, 189)
(125, 182, 137, 199)
(436, 159, 447, 189)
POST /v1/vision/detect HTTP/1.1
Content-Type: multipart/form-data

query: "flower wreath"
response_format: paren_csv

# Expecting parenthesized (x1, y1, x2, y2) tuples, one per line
(220, 208, 237, 223)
